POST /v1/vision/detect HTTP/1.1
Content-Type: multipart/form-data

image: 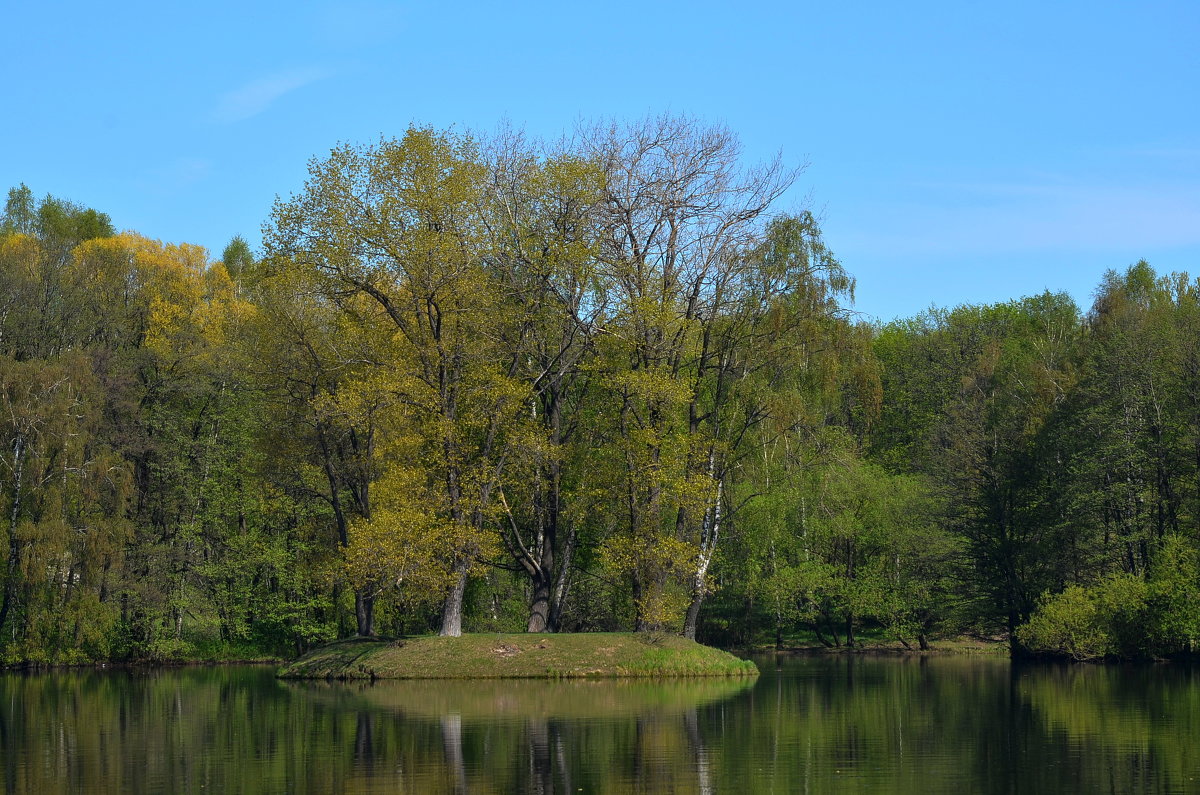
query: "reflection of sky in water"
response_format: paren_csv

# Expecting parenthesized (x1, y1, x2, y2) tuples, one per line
(2, 656, 1198, 793)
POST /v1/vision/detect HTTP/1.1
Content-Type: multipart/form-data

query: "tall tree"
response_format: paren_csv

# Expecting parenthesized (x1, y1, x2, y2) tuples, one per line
(264, 127, 527, 636)
(479, 132, 607, 632)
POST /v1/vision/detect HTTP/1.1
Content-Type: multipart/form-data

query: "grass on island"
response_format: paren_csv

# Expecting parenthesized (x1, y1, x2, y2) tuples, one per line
(278, 632, 758, 680)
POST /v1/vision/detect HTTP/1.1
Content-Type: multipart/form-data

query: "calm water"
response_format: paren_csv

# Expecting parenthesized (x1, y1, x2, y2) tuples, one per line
(1, 654, 1198, 793)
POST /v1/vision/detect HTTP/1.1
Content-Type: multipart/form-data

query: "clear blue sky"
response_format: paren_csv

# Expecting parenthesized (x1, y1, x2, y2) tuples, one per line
(3, 1, 1197, 321)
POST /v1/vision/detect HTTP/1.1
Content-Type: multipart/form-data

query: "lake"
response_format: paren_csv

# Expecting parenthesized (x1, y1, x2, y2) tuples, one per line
(1, 653, 1197, 793)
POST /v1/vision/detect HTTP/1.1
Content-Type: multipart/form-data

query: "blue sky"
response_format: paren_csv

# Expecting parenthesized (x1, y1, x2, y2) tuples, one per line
(3, 0, 1197, 321)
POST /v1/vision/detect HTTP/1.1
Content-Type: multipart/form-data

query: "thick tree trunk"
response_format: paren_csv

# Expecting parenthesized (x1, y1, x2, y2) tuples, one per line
(633, 574, 647, 632)
(440, 561, 470, 637)
(526, 392, 566, 633)
(355, 590, 375, 636)
(526, 464, 556, 633)
(526, 573, 552, 633)
(682, 593, 703, 641)
(547, 527, 576, 632)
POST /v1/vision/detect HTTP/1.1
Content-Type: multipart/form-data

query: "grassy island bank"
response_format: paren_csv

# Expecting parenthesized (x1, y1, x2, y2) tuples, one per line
(278, 633, 757, 679)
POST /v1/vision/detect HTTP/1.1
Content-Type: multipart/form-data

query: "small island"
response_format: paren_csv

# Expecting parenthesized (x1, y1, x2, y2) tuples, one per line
(278, 633, 758, 680)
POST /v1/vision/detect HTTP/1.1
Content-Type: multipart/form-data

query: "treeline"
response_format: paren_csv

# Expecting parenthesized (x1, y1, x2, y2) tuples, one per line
(870, 277, 1200, 658)
(1, 117, 1196, 663)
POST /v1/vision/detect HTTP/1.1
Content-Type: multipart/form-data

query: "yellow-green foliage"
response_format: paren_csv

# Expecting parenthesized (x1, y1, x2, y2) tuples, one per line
(343, 467, 454, 605)
(1019, 575, 1148, 660)
(1020, 582, 1127, 661)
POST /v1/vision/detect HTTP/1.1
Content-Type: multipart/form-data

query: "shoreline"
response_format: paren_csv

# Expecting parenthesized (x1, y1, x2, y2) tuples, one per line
(1, 656, 285, 672)
(751, 636, 1010, 656)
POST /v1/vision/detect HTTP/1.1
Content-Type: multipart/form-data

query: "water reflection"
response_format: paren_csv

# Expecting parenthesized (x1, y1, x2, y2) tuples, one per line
(287, 677, 752, 793)
(0, 657, 1197, 793)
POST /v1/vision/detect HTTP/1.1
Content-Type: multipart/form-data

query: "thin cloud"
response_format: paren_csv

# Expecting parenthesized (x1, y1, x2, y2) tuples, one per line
(213, 68, 329, 123)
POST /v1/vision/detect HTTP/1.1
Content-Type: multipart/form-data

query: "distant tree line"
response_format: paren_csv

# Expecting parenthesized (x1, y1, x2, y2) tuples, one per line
(1, 116, 1196, 663)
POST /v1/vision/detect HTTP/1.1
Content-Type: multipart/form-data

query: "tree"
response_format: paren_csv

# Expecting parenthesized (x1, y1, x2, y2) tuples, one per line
(264, 127, 527, 636)
(872, 293, 1083, 643)
(580, 115, 801, 631)
(1, 184, 35, 235)
(220, 236, 255, 281)
(478, 131, 607, 632)
(0, 353, 132, 662)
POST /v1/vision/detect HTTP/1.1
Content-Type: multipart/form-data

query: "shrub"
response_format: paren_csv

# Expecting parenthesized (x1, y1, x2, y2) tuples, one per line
(1018, 575, 1147, 660)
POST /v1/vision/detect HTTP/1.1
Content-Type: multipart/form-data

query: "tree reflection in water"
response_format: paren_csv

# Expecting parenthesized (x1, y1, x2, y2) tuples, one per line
(1, 658, 1197, 793)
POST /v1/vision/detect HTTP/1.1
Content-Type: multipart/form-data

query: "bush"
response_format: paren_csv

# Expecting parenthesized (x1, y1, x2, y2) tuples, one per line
(1018, 575, 1147, 660)
(1019, 585, 1110, 660)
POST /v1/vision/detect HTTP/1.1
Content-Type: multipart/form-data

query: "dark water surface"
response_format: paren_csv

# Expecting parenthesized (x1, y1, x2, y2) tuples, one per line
(1, 654, 1197, 793)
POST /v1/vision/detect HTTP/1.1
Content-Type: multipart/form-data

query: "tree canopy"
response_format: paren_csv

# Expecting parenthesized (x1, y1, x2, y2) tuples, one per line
(1, 122, 1197, 662)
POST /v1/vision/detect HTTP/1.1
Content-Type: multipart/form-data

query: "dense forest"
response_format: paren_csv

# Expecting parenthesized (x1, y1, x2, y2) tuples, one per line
(2, 117, 1197, 664)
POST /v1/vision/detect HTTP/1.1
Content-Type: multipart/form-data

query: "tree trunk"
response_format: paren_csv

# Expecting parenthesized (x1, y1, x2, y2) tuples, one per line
(526, 572, 552, 633)
(355, 590, 375, 636)
(683, 584, 704, 641)
(813, 622, 835, 649)
(440, 561, 470, 637)
(547, 527, 576, 632)
(526, 456, 556, 633)
(683, 469, 721, 641)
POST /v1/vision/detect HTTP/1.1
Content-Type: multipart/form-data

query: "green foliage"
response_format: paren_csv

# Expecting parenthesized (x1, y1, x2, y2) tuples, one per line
(739, 435, 953, 648)
(219, 235, 255, 279)
(1020, 535, 1200, 659)
(1, 184, 35, 234)
(1146, 535, 1200, 652)
(3, 144, 1200, 665)
(1018, 577, 1147, 661)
